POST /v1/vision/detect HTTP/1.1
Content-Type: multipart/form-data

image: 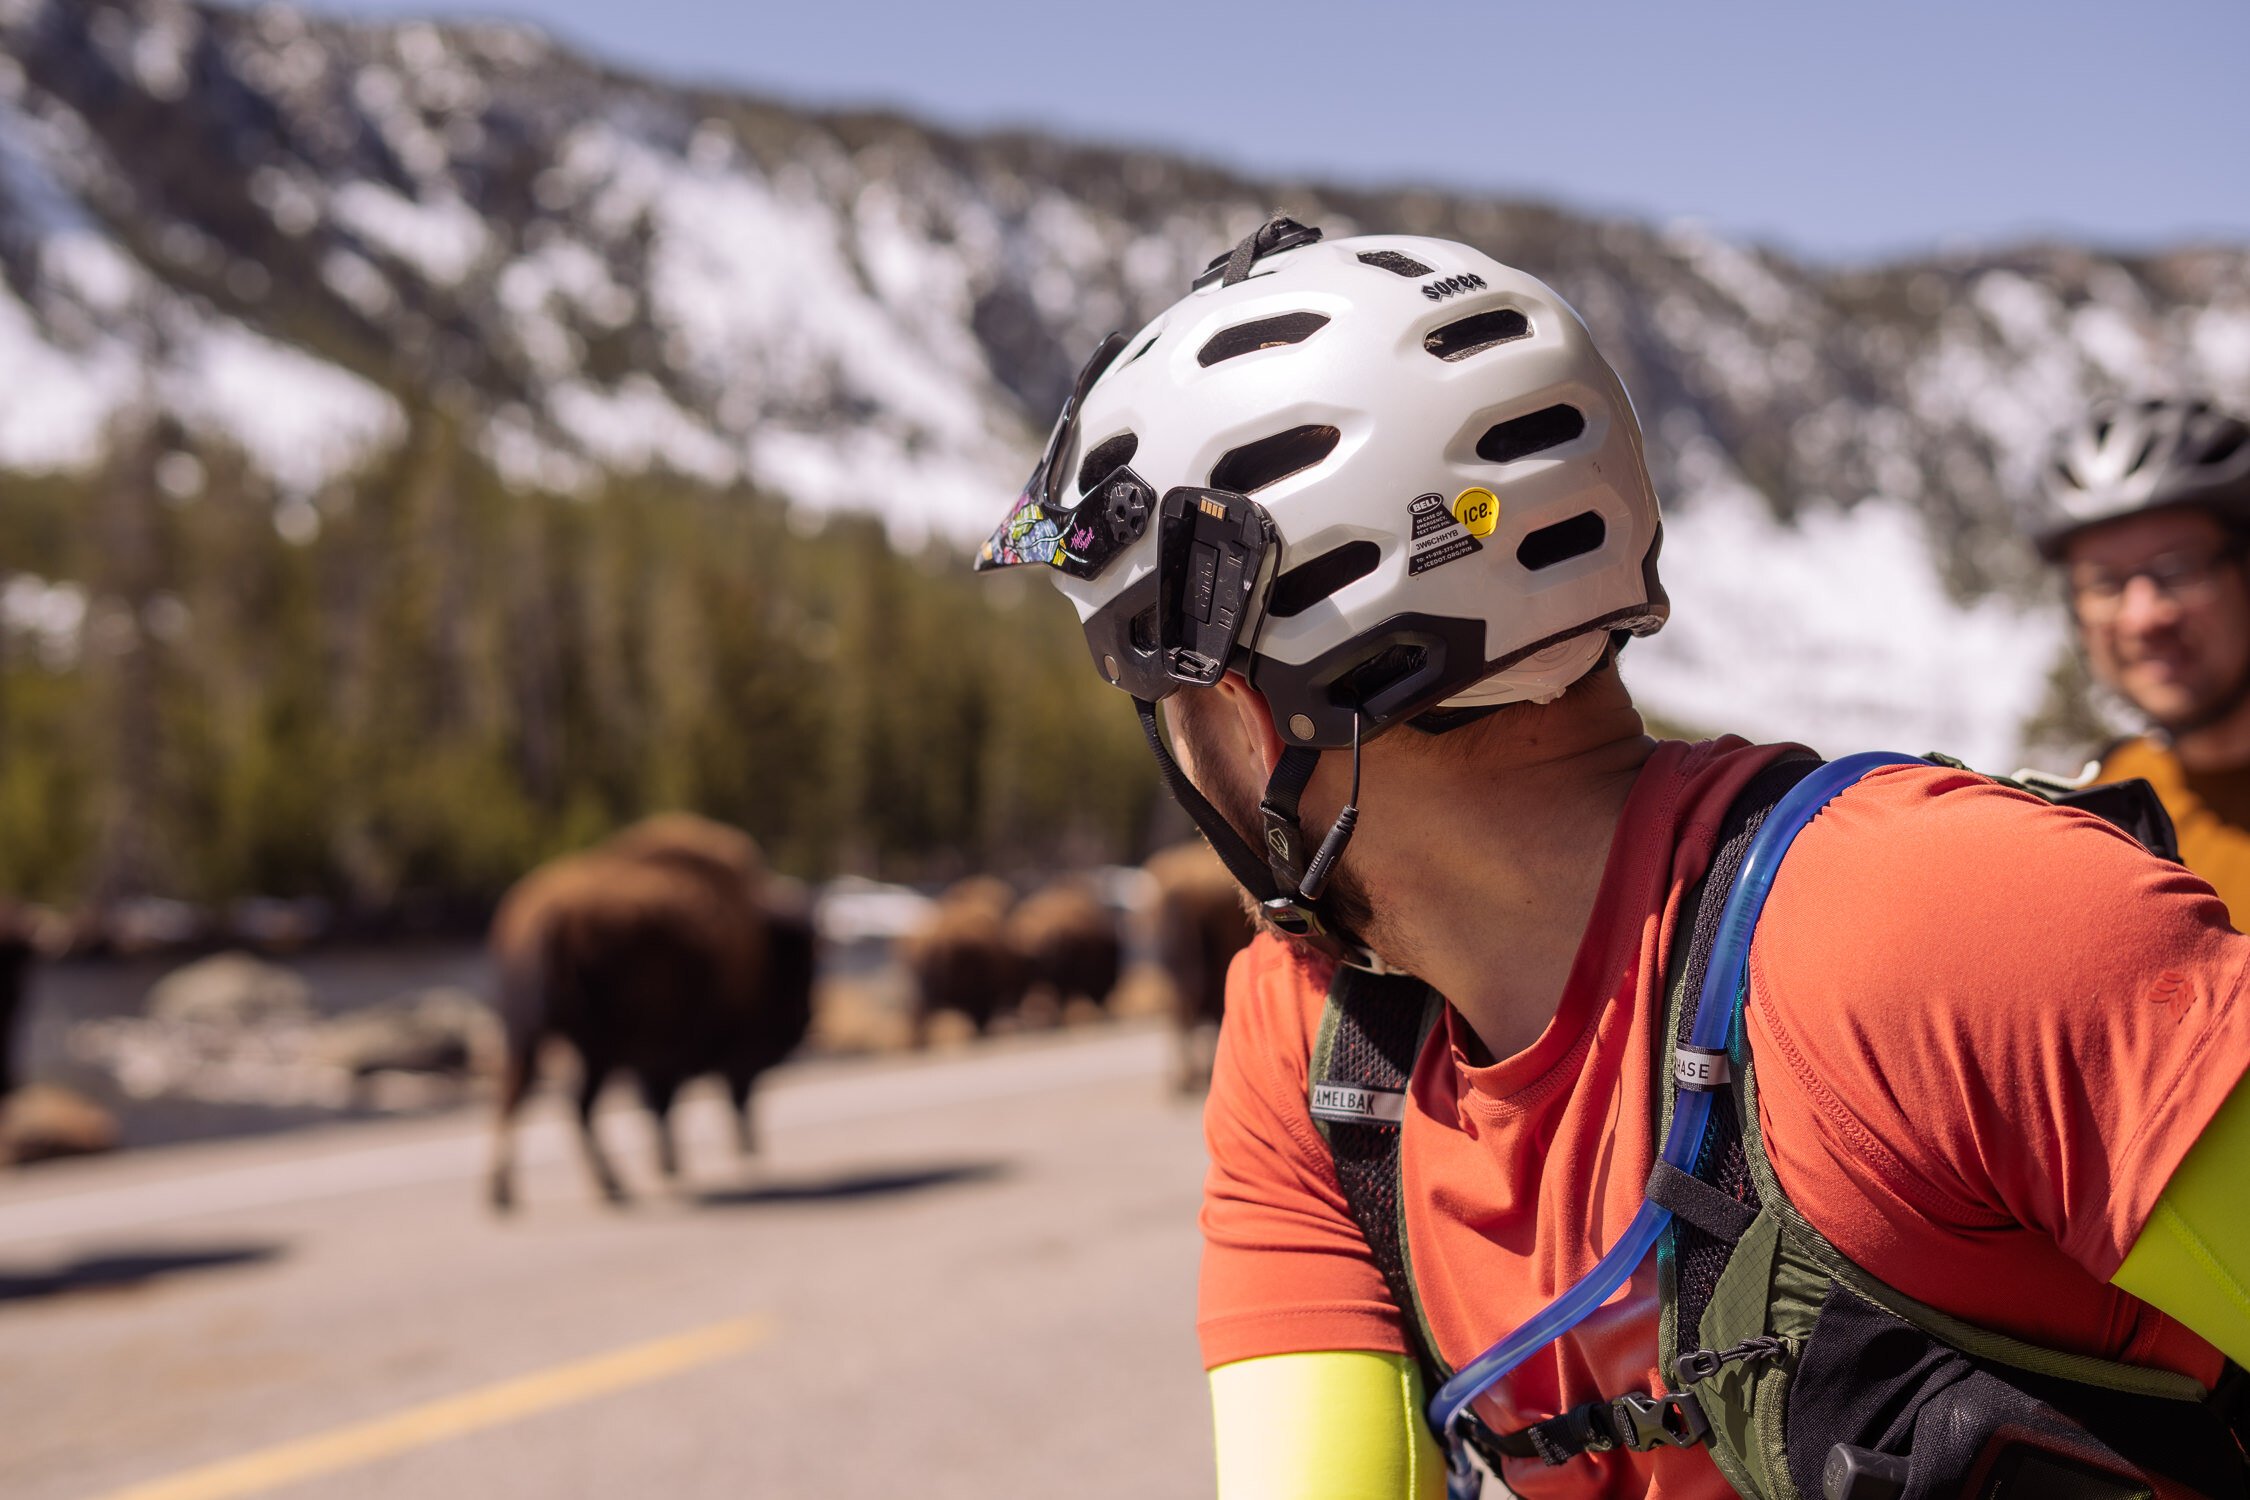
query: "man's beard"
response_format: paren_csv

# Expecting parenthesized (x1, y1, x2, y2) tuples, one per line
(1185, 737, 1386, 959)
(2152, 656, 2250, 738)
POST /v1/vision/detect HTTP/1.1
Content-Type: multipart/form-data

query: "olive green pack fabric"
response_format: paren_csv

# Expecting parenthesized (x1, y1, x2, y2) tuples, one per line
(1648, 840, 2236, 1500)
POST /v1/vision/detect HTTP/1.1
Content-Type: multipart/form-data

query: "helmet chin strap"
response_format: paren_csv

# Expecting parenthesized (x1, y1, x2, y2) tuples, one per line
(1134, 699, 1386, 972)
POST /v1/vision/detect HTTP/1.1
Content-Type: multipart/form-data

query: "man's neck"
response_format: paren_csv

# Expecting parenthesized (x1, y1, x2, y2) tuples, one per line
(1344, 694, 1655, 1064)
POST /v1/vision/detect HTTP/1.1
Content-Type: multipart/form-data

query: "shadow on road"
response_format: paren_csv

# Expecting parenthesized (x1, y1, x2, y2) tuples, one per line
(694, 1160, 1008, 1208)
(0, 1242, 285, 1303)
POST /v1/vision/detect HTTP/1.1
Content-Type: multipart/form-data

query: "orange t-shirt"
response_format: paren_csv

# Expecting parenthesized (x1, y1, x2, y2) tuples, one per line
(1199, 739, 2250, 1500)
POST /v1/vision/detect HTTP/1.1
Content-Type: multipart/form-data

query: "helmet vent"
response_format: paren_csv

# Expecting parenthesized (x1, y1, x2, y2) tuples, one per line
(2053, 457, 2082, 491)
(1517, 511, 1607, 571)
(2131, 433, 2161, 476)
(1358, 249, 1434, 278)
(1269, 541, 1381, 619)
(2200, 425, 2247, 469)
(1122, 331, 1161, 367)
(1197, 312, 1330, 368)
(1211, 424, 1341, 494)
(1424, 309, 1531, 363)
(1076, 432, 1139, 496)
(1477, 404, 1587, 463)
(1340, 644, 1430, 708)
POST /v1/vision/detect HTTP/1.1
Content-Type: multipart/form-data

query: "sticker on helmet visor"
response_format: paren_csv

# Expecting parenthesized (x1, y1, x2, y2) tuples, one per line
(975, 466, 1156, 579)
(974, 332, 1140, 579)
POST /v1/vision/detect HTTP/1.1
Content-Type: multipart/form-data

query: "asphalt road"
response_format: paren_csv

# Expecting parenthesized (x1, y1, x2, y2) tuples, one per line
(0, 1023, 1219, 1500)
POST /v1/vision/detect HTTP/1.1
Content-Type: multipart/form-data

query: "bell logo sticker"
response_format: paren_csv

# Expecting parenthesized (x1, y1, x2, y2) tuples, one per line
(1453, 487, 1499, 538)
(1406, 492, 1483, 576)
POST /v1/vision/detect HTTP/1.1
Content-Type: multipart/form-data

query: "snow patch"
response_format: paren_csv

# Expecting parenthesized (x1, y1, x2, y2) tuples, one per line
(320, 249, 395, 317)
(1666, 221, 1802, 325)
(2192, 306, 2250, 389)
(749, 426, 1016, 548)
(160, 323, 404, 494)
(548, 376, 741, 487)
(43, 233, 141, 314)
(1, 573, 89, 670)
(479, 405, 595, 493)
(557, 122, 994, 444)
(331, 181, 490, 286)
(129, 0, 199, 102)
(0, 281, 141, 471)
(1631, 454, 2058, 770)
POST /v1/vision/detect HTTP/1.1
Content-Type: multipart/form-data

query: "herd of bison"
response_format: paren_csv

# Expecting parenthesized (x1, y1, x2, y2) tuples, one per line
(0, 820, 1255, 1210)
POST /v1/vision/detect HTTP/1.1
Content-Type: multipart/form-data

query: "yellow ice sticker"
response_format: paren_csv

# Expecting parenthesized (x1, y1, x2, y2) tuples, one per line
(1453, 487, 1499, 537)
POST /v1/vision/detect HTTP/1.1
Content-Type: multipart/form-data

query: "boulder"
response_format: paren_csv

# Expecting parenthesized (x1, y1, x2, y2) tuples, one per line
(146, 951, 314, 1028)
(0, 1084, 119, 1164)
(317, 987, 500, 1079)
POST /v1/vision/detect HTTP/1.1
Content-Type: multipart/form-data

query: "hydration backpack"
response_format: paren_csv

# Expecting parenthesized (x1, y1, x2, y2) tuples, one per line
(1309, 755, 2248, 1499)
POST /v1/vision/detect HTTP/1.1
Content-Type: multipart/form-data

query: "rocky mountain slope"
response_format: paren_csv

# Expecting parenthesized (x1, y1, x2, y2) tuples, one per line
(4, 0, 2248, 765)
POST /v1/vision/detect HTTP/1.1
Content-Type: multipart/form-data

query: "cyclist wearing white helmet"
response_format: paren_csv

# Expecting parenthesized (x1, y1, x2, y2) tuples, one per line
(979, 218, 2250, 1499)
(2036, 397, 2250, 924)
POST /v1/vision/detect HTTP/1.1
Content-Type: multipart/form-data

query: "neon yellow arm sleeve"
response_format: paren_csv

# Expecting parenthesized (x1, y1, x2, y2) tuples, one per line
(2113, 1070, 2250, 1368)
(1209, 1350, 1446, 1500)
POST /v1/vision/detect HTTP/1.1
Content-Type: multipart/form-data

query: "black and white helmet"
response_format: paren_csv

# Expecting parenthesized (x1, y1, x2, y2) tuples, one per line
(2035, 397, 2250, 560)
(977, 218, 1666, 749)
(974, 217, 1667, 965)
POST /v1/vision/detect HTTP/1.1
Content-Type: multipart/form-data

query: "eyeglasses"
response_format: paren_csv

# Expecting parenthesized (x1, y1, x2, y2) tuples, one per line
(2068, 546, 2246, 621)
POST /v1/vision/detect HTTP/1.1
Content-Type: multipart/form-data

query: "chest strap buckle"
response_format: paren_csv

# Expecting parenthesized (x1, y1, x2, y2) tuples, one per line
(1517, 1389, 1711, 1465)
(1614, 1390, 1711, 1452)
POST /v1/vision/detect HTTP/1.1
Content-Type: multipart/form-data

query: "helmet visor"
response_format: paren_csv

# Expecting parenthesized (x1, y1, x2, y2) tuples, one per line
(974, 333, 1153, 580)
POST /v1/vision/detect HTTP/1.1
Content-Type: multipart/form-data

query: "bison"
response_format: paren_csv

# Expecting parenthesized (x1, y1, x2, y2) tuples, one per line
(1144, 840, 1255, 1091)
(1007, 881, 1122, 1017)
(897, 876, 1027, 1046)
(486, 815, 815, 1212)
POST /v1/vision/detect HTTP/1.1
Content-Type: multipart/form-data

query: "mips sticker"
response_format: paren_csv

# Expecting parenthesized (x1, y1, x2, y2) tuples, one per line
(1452, 487, 1500, 538)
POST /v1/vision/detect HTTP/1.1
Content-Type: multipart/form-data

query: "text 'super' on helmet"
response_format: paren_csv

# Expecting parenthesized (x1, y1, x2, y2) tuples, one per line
(2036, 397, 2250, 561)
(976, 225, 1667, 750)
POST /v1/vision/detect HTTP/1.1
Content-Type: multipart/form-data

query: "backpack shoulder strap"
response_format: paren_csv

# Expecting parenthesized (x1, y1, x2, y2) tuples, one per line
(1649, 754, 1826, 1243)
(1309, 966, 1448, 1384)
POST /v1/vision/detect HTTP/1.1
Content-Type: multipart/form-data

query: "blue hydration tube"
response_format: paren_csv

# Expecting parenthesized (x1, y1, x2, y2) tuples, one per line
(1429, 752, 1918, 1494)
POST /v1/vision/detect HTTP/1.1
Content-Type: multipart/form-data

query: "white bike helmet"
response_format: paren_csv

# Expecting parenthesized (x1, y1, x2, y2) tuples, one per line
(976, 216, 1667, 962)
(2035, 397, 2250, 561)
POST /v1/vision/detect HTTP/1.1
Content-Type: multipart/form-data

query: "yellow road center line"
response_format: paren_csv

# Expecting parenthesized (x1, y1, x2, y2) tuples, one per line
(86, 1315, 773, 1500)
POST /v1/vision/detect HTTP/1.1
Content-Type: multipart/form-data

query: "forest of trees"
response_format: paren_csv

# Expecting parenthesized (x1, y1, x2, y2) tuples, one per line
(0, 407, 1163, 917)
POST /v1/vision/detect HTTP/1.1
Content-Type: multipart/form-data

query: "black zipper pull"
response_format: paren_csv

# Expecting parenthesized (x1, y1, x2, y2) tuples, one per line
(1675, 1334, 1788, 1385)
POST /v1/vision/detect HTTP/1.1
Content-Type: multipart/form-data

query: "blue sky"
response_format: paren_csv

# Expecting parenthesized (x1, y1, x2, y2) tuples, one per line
(284, 0, 2249, 263)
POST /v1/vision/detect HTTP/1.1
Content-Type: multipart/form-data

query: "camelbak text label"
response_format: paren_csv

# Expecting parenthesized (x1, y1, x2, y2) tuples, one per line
(1311, 1082, 1408, 1124)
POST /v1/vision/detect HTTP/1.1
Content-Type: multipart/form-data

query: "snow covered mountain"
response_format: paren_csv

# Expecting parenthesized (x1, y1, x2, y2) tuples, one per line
(4, 0, 2248, 767)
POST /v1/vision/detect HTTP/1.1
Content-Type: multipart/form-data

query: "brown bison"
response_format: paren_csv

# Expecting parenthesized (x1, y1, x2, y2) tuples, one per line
(897, 876, 1027, 1046)
(1007, 881, 1122, 1016)
(1145, 840, 1255, 1091)
(486, 816, 815, 1211)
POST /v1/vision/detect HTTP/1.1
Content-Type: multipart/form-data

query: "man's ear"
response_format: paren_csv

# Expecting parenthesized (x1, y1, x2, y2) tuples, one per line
(1212, 672, 1287, 777)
